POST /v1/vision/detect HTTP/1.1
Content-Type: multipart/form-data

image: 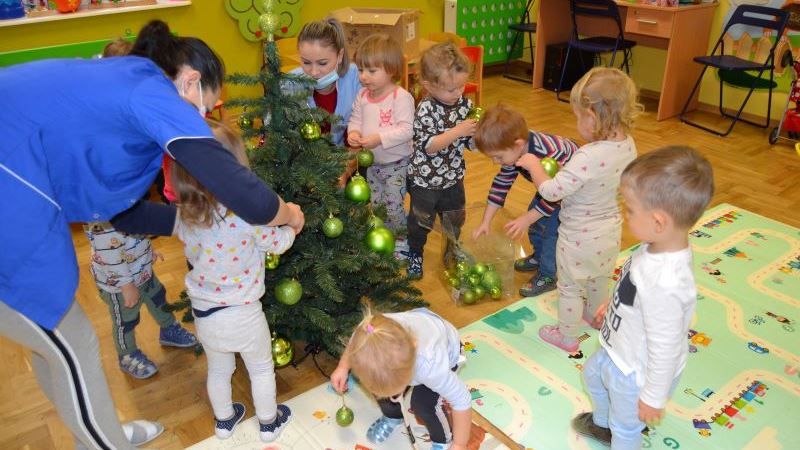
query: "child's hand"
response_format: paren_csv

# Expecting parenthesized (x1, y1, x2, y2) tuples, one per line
(454, 118, 478, 138)
(638, 399, 664, 426)
(504, 215, 536, 240)
(360, 134, 381, 149)
(286, 202, 305, 234)
(347, 132, 362, 149)
(594, 301, 609, 324)
(330, 365, 350, 393)
(120, 283, 140, 309)
(472, 222, 491, 239)
(514, 153, 539, 172)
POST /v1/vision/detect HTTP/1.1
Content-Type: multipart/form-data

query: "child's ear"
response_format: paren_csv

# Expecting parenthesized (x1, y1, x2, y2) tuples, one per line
(514, 138, 527, 150)
(652, 209, 669, 233)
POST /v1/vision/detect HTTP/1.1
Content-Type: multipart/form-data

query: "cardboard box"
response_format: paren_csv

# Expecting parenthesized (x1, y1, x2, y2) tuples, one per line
(330, 7, 421, 58)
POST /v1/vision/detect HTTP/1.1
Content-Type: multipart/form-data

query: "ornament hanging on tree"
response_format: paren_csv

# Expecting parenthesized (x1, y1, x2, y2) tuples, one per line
(265, 253, 280, 270)
(356, 149, 374, 168)
(322, 215, 344, 238)
(238, 115, 253, 130)
(336, 405, 354, 427)
(300, 120, 322, 140)
(271, 332, 294, 368)
(275, 278, 303, 305)
(467, 106, 485, 122)
(366, 226, 395, 255)
(258, 11, 280, 42)
(367, 215, 384, 230)
(345, 174, 370, 203)
(540, 157, 560, 178)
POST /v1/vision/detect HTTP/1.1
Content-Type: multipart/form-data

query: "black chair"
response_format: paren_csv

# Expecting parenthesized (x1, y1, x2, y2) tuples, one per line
(555, 0, 636, 102)
(679, 5, 789, 137)
(503, 0, 537, 83)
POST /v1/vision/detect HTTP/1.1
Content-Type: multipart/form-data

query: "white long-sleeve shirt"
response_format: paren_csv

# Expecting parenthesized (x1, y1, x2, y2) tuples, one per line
(599, 243, 697, 409)
(384, 309, 471, 411)
(175, 206, 295, 311)
(348, 86, 414, 165)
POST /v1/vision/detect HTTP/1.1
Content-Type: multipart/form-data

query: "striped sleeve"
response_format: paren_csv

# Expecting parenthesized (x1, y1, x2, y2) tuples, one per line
(530, 132, 579, 215)
(487, 165, 520, 207)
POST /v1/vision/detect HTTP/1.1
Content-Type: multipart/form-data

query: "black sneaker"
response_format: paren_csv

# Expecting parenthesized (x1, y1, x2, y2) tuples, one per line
(571, 412, 611, 445)
(215, 402, 246, 439)
(514, 255, 540, 272)
(519, 275, 556, 297)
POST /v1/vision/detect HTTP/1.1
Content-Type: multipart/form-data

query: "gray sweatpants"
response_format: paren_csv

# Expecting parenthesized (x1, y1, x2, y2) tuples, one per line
(0, 300, 135, 450)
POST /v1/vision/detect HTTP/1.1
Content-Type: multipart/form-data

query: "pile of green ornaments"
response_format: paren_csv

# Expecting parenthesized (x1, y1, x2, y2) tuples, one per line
(442, 259, 504, 305)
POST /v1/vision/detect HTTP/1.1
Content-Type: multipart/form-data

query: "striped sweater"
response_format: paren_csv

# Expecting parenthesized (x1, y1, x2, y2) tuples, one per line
(487, 130, 578, 216)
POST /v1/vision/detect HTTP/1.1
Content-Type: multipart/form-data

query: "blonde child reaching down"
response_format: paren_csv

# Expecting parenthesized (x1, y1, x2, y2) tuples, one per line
(171, 119, 304, 442)
(406, 41, 477, 278)
(515, 67, 641, 352)
(573, 146, 714, 449)
(348, 34, 415, 257)
(331, 308, 471, 450)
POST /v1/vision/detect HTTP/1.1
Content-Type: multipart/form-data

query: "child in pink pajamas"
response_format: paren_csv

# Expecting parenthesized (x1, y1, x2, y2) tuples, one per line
(515, 67, 641, 352)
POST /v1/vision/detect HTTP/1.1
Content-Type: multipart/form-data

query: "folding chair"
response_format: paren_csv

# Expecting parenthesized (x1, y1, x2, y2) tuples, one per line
(679, 5, 789, 137)
(503, 0, 537, 83)
(555, 0, 636, 102)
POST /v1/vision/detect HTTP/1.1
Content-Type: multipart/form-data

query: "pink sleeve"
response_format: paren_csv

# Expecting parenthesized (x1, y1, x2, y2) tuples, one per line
(378, 88, 414, 149)
(347, 89, 366, 137)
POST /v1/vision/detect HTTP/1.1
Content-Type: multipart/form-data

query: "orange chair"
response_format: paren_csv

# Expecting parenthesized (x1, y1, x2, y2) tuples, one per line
(462, 45, 484, 106)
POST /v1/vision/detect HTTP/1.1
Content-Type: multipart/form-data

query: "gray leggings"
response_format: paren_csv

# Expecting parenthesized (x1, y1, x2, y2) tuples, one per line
(0, 300, 135, 450)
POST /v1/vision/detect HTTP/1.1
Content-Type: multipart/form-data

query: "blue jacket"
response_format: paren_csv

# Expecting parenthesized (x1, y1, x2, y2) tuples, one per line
(0, 56, 212, 329)
(290, 63, 361, 146)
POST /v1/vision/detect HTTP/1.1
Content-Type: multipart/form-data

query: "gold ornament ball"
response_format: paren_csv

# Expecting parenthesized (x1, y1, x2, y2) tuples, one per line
(271, 332, 294, 368)
(336, 405, 354, 427)
(300, 120, 322, 140)
(259, 12, 280, 38)
(489, 286, 503, 300)
(467, 106, 485, 121)
(238, 115, 252, 130)
(541, 157, 560, 178)
(345, 175, 370, 203)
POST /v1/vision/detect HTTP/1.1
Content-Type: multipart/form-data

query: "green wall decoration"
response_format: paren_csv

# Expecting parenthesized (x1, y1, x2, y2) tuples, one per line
(456, 0, 525, 64)
(225, 0, 304, 42)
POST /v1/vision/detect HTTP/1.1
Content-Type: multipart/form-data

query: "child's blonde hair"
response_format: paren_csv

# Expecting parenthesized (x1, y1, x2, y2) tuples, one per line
(170, 119, 249, 228)
(474, 104, 528, 154)
(347, 309, 416, 398)
(353, 34, 404, 82)
(570, 67, 643, 141)
(419, 41, 472, 86)
(621, 146, 714, 228)
(102, 38, 132, 57)
(297, 18, 351, 77)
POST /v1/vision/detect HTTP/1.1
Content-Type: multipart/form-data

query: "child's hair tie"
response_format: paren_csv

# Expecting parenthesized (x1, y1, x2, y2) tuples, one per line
(366, 323, 375, 333)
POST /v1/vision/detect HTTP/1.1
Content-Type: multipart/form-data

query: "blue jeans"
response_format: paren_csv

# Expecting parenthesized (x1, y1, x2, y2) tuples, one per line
(528, 203, 560, 279)
(583, 348, 658, 450)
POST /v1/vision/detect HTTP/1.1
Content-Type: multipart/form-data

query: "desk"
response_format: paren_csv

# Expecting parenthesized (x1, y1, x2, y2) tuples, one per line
(533, 1, 718, 121)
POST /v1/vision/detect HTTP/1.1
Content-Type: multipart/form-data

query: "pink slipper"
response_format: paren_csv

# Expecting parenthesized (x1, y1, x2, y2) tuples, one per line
(539, 325, 579, 353)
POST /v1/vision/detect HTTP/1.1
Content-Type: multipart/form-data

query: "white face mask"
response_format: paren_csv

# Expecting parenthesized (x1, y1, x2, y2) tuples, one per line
(315, 70, 339, 90)
(179, 78, 206, 117)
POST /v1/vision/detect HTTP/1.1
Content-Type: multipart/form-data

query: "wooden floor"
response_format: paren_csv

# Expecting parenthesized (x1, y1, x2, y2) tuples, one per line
(2, 74, 799, 450)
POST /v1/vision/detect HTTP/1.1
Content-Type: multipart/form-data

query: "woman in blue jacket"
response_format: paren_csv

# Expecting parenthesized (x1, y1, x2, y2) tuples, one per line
(0, 21, 304, 450)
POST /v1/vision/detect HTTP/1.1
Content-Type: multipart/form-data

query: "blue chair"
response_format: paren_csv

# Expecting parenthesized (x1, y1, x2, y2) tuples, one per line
(679, 5, 789, 137)
(555, 0, 636, 102)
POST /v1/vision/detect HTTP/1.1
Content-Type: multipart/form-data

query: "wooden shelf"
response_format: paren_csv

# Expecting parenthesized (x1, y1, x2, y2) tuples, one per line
(0, 0, 191, 28)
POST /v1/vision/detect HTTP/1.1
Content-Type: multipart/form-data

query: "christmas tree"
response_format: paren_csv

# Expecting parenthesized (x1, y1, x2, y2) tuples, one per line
(224, 3, 426, 357)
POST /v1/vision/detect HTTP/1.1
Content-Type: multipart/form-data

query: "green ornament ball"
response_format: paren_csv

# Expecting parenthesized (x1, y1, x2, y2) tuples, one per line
(300, 120, 322, 140)
(237, 115, 252, 130)
(541, 157, 560, 178)
(468, 273, 482, 287)
(345, 175, 370, 203)
(481, 271, 502, 290)
(356, 149, 374, 168)
(486, 263, 496, 272)
(462, 289, 479, 305)
(322, 216, 344, 238)
(336, 405, 354, 427)
(366, 226, 395, 255)
(489, 286, 503, 300)
(467, 106, 485, 121)
(448, 277, 460, 288)
(472, 263, 488, 276)
(275, 278, 302, 306)
(265, 253, 280, 270)
(367, 215, 384, 229)
(271, 332, 294, 368)
(456, 261, 470, 274)
(442, 269, 452, 280)
(473, 286, 486, 300)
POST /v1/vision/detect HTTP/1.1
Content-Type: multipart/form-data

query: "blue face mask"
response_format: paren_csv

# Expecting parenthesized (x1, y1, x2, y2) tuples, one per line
(315, 70, 339, 90)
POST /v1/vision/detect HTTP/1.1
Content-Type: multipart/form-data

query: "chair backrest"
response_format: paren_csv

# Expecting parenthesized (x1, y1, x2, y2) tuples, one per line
(724, 5, 788, 35)
(517, 0, 536, 25)
(569, 0, 624, 39)
(429, 32, 467, 48)
(461, 45, 484, 83)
